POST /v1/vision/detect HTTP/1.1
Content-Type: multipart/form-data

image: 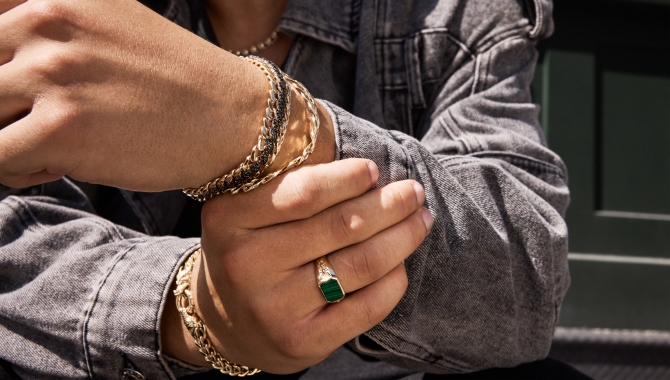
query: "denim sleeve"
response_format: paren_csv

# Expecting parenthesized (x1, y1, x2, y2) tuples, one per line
(324, 34, 570, 373)
(0, 181, 201, 379)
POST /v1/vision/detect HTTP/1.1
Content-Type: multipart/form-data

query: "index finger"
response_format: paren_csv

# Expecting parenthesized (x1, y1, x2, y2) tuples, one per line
(0, 0, 26, 16)
(202, 158, 379, 229)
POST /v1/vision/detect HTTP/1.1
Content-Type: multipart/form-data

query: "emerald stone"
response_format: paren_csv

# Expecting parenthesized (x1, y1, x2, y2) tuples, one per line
(320, 279, 344, 303)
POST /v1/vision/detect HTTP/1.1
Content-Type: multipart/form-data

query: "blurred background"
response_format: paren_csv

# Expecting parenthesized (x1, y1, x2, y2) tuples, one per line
(531, 0, 670, 378)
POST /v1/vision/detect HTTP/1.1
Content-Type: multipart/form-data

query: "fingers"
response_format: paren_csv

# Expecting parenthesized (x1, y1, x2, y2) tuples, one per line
(0, 0, 26, 15)
(293, 207, 432, 309)
(256, 179, 425, 268)
(332, 208, 432, 294)
(0, 110, 60, 188)
(0, 0, 30, 64)
(311, 263, 409, 353)
(202, 158, 379, 230)
(0, 60, 35, 127)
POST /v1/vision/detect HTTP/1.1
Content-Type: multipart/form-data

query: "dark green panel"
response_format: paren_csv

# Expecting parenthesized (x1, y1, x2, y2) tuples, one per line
(559, 259, 670, 330)
(535, 2, 670, 257)
(543, 51, 596, 214)
(601, 72, 670, 215)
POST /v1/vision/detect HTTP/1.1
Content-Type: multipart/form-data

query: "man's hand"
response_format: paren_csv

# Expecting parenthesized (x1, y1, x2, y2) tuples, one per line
(162, 159, 434, 374)
(0, 0, 276, 191)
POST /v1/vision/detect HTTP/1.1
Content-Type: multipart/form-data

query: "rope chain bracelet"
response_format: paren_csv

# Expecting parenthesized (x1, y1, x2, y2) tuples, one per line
(183, 56, 290, 202)
(174, 248, 261, 377)
(183, 57, 320, 201)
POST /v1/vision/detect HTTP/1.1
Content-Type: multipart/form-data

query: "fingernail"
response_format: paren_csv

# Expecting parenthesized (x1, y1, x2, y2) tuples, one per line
(367, 161, 379, 185)
(413, 182, 425, 205)
(421, 208, 434, 231)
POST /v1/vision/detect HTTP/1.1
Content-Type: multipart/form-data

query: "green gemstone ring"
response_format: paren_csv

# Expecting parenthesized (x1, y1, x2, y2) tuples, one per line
(315, 256, 345, 303)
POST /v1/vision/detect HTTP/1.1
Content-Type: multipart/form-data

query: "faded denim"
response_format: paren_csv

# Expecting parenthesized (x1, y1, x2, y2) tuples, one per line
(0, 0, 569, 378)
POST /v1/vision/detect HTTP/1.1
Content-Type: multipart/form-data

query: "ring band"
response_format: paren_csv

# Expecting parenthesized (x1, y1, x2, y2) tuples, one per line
(315, 256, 345, 303)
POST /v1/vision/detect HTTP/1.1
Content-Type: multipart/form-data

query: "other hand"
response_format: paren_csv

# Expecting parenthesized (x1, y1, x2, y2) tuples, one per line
(162, 159, 434, 374)
(0, 0, 275, 191)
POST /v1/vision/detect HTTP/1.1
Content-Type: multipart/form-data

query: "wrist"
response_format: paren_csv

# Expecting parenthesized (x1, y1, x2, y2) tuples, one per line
(160, 252, 209, 367)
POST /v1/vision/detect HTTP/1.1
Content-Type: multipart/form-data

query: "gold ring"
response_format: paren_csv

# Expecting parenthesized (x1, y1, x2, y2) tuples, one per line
(315, 256, 345, 303)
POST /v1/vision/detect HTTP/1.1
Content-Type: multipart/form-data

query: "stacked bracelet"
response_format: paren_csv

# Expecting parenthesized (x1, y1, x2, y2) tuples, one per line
(183, 56, 290, 202)
(183, 57, 320, 201)
(239, 75, 319, 192)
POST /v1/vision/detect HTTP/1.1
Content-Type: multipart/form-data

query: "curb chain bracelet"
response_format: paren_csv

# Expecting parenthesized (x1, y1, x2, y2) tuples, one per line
(183, 56, 320, 201)
(183, 56, 290, 202)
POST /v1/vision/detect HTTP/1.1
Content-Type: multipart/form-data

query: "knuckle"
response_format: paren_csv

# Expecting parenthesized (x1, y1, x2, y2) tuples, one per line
(288, 171, 319, 211)
(329, 205, 364, 242)
(33, 47, 82, 77)
(351, 248, 384, 282)
(31, 99, 80, 138)
(46, 102, 79, 130)
(27, 0, 71, 25)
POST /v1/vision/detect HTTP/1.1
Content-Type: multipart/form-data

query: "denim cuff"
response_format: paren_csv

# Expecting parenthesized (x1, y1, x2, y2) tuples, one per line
(84, 238, 200, 379)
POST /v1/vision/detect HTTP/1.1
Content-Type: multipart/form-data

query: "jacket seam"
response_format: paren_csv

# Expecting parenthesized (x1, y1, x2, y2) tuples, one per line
(82, 243, 137, 379)
(8, 196, 126, 241)
(280, 17, 356, 53)
(472, 24, 531, 55)
(387, 131, 415, 180)
(470, 54, 482, 96)
(439, 154, 565, 181)
(371, 326, 468, 371)
(469, 151, 566, 178)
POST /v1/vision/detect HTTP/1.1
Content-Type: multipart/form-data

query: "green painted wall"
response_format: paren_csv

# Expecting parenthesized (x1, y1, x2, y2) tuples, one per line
(532, 0, 670, 330)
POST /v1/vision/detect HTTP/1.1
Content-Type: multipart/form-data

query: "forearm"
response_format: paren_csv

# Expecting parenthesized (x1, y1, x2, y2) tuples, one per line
(321, 99, 569, 373)
(0, 180, 201, 378)
(0, 0, 330, 192)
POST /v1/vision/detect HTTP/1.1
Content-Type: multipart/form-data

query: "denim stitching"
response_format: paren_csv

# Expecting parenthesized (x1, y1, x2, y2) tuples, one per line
(82, 243, 137, 378)
(471, 54, 482, 96)
(370, 326, 467, 370)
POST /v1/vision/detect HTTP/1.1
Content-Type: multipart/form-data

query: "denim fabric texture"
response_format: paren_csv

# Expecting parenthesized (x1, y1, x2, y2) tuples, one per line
(0, 0, 568, 378)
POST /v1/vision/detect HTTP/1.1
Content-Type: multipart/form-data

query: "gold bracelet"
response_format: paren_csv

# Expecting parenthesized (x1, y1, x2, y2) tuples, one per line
(183, 62, 319, 200)
(183, 56, 290, 202)
(236, 74, 320, 193)
(174, 248, 261, 377)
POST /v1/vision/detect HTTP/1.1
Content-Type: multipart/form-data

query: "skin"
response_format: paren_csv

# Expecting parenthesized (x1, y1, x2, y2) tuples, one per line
(0, 0, 433, 373)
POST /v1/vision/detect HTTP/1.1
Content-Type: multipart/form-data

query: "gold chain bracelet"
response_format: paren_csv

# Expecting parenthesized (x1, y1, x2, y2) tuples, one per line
(237, 74, 319, 193)
(174, 248, 261, 377)
(183, 59, 319, 201)
(183, 56, 290, 202)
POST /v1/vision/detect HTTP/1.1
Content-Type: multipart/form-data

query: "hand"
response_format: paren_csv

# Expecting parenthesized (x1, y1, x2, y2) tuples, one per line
(0, 0, 279, 191)
(162, 159, 434, 374)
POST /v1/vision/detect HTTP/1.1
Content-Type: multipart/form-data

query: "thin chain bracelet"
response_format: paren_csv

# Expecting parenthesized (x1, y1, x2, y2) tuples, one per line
(183, 56, 290, 202)
(236, 74, 320, 193)
(174, 248, 261, 377)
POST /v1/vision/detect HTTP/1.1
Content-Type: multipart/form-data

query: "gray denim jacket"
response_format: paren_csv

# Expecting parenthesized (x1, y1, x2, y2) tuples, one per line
(0, 0, 569, 378)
